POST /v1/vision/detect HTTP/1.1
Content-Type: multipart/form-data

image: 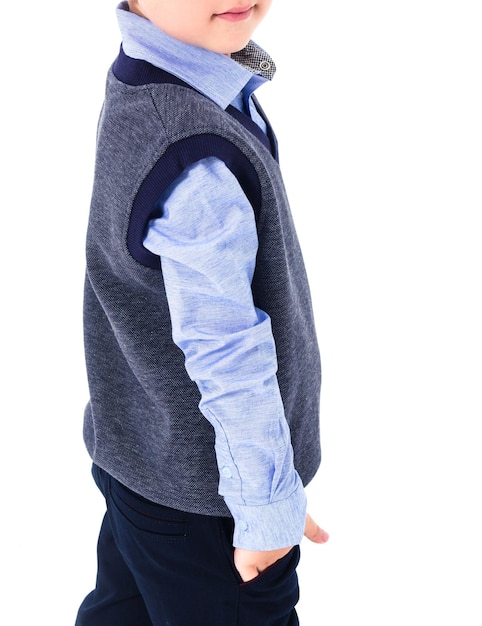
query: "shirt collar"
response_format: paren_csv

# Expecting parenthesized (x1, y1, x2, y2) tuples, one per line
(116, 1, 276, 110)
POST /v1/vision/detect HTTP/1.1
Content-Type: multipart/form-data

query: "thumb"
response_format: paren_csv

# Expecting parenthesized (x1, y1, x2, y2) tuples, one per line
(304, 512, 329, 544)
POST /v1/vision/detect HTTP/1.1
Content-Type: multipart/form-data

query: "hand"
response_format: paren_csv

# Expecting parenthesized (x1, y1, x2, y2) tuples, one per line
(234, 513, 329, 582)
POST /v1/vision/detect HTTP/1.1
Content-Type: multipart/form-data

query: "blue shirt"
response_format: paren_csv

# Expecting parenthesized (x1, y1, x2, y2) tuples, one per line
(117, 3, 307, 550)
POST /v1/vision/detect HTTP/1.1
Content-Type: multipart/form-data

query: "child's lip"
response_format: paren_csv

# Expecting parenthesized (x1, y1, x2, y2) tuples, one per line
(215, 5, 253, 18)
(220, 5, 253, 14)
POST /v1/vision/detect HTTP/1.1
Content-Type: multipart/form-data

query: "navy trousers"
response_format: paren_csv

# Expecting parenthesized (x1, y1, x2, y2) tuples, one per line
(76, 465, 300, 626)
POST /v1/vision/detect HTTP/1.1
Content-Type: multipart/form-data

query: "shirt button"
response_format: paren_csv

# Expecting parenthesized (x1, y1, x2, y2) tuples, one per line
(238, 520, 248, 531)
(259, 60, 271, 72)
(221, 466, 232, 478)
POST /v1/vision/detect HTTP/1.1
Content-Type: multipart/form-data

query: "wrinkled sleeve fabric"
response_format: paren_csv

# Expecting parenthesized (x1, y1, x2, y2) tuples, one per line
(143, 156, 306, 550)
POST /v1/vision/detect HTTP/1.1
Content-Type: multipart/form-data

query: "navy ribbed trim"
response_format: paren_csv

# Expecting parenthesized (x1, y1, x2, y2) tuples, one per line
(127, 135, 262, 268)
(113, 45, 189, 88)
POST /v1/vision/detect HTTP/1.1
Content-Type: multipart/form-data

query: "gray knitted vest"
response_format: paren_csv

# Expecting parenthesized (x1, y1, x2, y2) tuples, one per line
(83, 55, 321, 516)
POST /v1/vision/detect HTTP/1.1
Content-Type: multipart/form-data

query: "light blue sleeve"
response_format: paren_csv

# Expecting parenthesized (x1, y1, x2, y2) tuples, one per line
(143, 157, 307, 550)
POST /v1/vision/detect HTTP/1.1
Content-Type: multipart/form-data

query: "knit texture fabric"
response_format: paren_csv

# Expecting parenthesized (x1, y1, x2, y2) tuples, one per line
(83, 66, 322, 516)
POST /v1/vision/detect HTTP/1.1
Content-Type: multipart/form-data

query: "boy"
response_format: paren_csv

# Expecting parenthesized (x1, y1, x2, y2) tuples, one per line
(76, 1, 328, 625)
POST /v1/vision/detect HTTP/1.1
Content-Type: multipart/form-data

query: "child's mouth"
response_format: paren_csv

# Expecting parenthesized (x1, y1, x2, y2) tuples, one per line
(215, 6, 253, 22)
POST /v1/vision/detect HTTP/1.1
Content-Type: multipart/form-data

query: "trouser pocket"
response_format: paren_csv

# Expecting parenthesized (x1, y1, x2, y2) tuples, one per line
(237, 546, 301, 626)
(217, 516, 301, 626)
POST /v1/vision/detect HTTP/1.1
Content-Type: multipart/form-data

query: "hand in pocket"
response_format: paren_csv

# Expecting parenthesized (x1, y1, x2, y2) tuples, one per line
(234, 513, 329, 583)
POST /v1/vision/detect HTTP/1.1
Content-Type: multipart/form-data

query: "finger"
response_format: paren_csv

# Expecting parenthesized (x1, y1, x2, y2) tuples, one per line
(304, 513, 329, 544)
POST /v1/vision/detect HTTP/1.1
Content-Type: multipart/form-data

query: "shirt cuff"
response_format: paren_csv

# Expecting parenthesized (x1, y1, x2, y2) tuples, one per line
(225, 477, 307, 551)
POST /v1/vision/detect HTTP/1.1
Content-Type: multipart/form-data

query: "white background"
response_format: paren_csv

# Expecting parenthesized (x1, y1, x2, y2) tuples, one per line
(2, 1, 481, 624)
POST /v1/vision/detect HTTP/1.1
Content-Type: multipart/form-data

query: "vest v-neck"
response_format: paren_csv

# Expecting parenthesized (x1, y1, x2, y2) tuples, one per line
(113, 47, 278, 161)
